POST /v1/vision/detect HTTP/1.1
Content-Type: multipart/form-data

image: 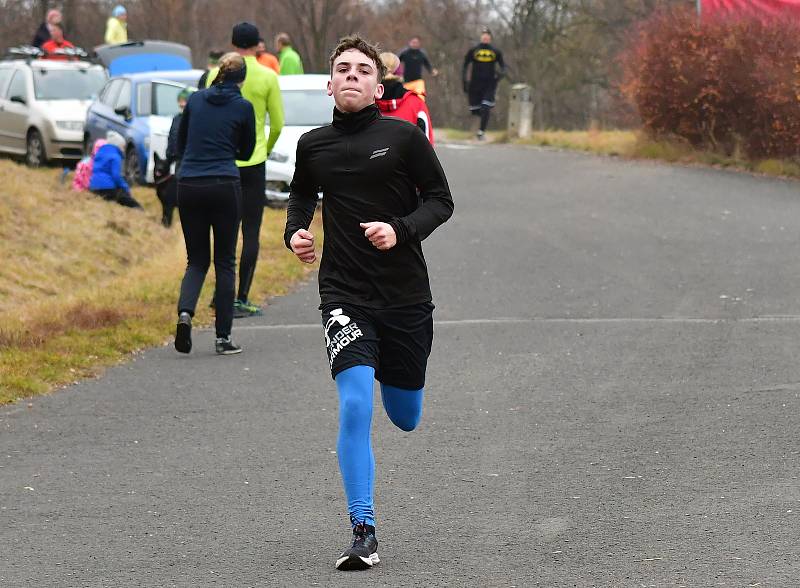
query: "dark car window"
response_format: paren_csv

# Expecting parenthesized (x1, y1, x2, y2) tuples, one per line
(0, 68, 13, 98)
(114, 80, 131, 111)
(101, 79, 122, 106)
(137, 82, 151, 116)
(7, 70, 28, 102)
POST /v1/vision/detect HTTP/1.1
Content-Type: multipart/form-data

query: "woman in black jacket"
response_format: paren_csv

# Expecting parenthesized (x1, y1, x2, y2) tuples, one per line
(173, 53, 256, 355)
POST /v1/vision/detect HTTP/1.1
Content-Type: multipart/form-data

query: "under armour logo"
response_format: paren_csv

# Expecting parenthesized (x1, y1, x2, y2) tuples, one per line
(370, 147, 389, 160)
(324, 308, 351, 347)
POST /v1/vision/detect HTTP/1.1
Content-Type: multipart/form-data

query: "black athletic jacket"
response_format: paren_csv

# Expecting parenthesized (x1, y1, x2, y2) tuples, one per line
(462, 43, 506, 87)
(284, 104, 453, 309)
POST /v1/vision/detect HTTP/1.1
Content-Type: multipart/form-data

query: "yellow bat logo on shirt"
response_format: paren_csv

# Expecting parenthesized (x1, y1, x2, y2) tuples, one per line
(474, 49, 496, 63)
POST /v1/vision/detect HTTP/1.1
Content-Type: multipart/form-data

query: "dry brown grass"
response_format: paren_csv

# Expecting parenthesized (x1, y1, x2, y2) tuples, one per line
(0, 159, 320, 403)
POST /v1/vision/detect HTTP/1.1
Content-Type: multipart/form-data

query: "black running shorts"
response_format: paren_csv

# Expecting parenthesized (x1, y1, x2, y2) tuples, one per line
(320, 302, 435, 390)
(468, 79, 498, 111)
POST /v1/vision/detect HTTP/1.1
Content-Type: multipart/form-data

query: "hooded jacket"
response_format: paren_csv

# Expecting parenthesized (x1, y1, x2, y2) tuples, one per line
(176, 81, 256, 179)
(89, 143, 129, 192)
(376, 79, 434, 145)
(206, 55, 284, 166)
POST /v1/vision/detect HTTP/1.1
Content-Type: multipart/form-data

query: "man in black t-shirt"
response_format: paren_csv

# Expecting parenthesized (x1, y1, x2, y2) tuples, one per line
(285, 35, 453, 572)
(462, 28, 506, 140)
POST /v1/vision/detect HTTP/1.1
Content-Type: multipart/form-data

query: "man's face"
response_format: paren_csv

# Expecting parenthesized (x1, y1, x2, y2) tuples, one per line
(409, 37, 421, 49)
(256, 41, 266, 55)
(119, 13, 127, 22)
(328, 49, 383, 113)
(480, 33, 491, 44)
(49, 11, 62, 25)
(178, 99, 187, 111)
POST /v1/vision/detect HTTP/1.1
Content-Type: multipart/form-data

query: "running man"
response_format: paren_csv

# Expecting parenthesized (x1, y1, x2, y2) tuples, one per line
(462, 27, 506, 140)
(284, 35, 454, 571)
(207, 22, 284, 317)
(398, 35, 438, 98)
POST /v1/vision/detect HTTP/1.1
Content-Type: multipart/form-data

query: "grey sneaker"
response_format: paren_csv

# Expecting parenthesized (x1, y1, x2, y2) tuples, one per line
(174, 312, 192, 353)
(215, 336, 242, 355)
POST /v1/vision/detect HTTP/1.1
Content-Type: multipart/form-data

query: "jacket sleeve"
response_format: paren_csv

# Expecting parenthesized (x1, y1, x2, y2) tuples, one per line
(176, 99, 190, 159)
(462, 49, 472, 84)
(421, 49, 434, 72)
(165, 114, 181, 163)
(237, 102, 257, 162)
(284, 133, 318, 249)
(265, 74, 284, 155)
(496, 48, 507, 78)
(111, 151, 130, 192)
(389, 127, 453, 244)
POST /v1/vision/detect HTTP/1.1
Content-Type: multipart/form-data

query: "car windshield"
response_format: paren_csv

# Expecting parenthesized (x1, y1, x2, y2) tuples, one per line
(32, 67, 106, 100)
(152, 82, 194, 117)
(281, 89, 334, 126)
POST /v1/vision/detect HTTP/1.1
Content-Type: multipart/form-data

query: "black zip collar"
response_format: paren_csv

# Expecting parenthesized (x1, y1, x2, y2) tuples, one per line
(332, 103, 380, 134)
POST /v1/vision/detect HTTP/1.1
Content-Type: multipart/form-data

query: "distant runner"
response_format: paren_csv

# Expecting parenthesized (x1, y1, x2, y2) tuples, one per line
(462, 27, 506, 140)
(398, 35, 438, 98)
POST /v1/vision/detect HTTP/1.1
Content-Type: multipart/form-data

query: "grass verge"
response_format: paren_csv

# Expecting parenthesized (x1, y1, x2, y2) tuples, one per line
(0, 160, 320, 403)
(440, 128, 800, 180)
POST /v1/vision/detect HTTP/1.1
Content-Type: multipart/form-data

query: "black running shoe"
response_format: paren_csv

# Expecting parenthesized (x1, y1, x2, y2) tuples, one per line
(174, 312, 192, 353)
(215, 336, 242, 355)
(335, 522, 379, 571)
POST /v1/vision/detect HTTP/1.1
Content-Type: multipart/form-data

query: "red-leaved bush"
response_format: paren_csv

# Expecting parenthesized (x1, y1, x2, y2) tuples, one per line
(620, 6, 800, 159)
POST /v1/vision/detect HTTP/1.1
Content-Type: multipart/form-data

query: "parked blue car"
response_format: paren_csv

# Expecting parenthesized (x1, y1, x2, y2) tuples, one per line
(83, 41, 201, 184)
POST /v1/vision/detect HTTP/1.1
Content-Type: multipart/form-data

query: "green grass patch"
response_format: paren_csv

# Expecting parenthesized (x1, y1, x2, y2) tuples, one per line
(0, 160, 320, 403)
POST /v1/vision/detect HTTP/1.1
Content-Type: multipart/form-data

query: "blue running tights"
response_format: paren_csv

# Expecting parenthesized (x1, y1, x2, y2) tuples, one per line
(335, 365, 424, 528)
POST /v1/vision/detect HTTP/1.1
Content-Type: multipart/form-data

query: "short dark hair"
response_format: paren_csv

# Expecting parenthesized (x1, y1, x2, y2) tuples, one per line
(329, 35, 386, 80)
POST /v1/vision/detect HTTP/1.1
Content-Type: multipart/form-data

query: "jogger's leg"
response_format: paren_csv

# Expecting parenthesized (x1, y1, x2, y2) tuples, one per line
(335, 365, 376, 527)
(237, 163, 265, 303)
(479, 105, 491, 132)
(380, 384, 424, 432)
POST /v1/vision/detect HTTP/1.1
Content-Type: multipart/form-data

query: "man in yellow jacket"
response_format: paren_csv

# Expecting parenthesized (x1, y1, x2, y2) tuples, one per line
(207, 22, 284, 317)
(104, 5, 128, 44)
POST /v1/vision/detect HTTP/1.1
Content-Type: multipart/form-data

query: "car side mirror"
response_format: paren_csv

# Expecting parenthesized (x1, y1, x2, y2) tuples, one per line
(114, 105, 131, 119)
(10, 95, 26, 105)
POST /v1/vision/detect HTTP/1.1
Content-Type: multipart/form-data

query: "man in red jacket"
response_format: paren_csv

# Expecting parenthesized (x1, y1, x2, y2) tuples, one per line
(41, 24, 75, 60)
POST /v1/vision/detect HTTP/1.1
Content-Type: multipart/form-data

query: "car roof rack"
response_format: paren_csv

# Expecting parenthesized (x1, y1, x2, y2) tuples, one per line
(3, 45, 97, 65)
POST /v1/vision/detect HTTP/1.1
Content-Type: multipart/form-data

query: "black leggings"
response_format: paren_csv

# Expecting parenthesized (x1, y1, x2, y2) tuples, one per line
(237, 162, 266, 302)
(92, 188, 142, 209)
(177, 177, 242, 338)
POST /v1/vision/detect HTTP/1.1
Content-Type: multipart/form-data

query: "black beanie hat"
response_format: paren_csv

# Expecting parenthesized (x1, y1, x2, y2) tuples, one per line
(232, 22, 259, 49)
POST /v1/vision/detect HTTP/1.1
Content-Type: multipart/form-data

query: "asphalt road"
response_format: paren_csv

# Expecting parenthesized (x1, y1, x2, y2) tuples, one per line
(3, 143, 800, 587)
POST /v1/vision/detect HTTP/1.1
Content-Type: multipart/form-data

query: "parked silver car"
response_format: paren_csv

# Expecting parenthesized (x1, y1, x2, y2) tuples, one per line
(0, 58, 106, 166)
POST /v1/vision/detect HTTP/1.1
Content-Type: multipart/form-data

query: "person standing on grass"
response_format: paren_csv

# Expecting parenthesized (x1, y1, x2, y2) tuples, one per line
(89, 131, 142, 209)
(275, 32, 304, 75)
(285, 35, 453, 571)
(32, 9, 62, 49)
(206, 22, 284, 318)
(256, 38, 280, 74)
(41, 24, 76, 60)
(462, 27, 506, 141)
(173, 53, 255, 356)
(104, 5, 128, 45)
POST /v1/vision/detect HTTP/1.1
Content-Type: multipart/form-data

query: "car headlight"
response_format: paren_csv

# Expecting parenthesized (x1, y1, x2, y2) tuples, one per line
(268, 151, 289, 163)
(55, 120, 83, 131)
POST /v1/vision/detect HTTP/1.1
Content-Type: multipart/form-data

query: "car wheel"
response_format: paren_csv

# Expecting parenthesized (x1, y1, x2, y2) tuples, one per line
(25, 129, 46, 168)
(125, 145, 140, 185)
